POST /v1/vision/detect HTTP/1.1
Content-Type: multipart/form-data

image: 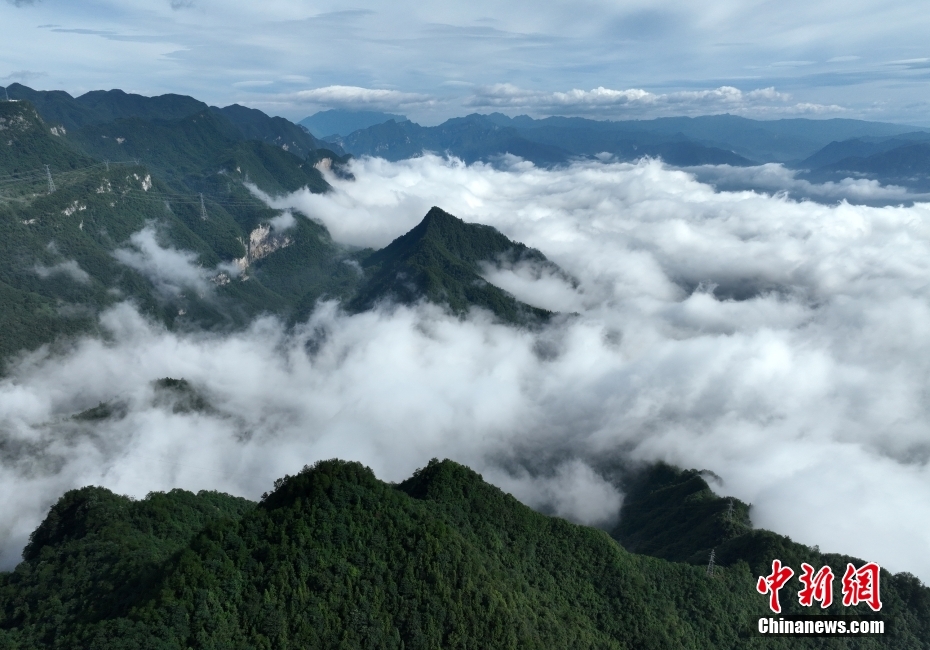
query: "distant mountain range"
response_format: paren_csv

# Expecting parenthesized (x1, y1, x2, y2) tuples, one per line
(317, 108, 930, 165)
(299, 109, 408, 138)
(798, 137, 930, 191)
(324, 112, 756, 167)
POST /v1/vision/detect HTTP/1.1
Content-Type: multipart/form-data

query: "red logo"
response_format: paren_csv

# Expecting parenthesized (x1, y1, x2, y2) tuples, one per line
(756, 559, 795, 614)
(756, 560, 882, 613)
(798, 563, 834, 608)
(842, 562, 882, 612)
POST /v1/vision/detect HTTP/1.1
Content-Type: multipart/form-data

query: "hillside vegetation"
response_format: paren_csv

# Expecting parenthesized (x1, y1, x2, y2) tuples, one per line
(0, 92, 554, 367)
(1, 459, 926, 649)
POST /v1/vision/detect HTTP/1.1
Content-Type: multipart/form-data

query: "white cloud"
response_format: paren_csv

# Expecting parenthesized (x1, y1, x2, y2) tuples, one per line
(464, 83, 846, 117)
(3, 155, 930, 589)
(485, 460, 624, 527)
(685, 162, 926, 203)
(113, 226, 211, 297)
(4, 0, 930, 124)
(33, 259, 90, 284)
(289, 85, 433, 110)
(268, 210, 296, 231)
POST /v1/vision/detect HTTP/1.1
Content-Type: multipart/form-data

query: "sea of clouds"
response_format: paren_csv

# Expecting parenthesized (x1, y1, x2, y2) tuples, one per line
(2, 155, 930, 586)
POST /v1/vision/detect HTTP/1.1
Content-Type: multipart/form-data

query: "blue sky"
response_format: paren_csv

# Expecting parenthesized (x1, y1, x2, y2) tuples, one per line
(3, 0, 930, 125)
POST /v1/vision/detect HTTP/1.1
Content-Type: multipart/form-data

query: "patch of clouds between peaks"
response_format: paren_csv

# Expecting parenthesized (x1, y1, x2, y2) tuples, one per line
(3, 155, 930, 586)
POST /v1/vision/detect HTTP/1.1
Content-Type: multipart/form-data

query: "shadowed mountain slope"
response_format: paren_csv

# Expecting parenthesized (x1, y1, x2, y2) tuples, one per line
(4, 83, 208, 131)
(0, 99, 361, 364)
(797, 132, 930, 170)
(300, 109, 407, 138)
(212, 104, 336, 159)
(613, 463, 752, 565)
(66, 109, 329, 194)
(801, 142, 930, 191)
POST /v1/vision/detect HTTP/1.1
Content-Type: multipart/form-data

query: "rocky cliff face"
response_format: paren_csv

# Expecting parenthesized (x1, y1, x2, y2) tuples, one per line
(235, 223, 293, 270)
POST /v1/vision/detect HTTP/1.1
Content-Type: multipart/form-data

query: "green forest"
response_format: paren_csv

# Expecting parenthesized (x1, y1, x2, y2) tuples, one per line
(1, 459, 926, 649)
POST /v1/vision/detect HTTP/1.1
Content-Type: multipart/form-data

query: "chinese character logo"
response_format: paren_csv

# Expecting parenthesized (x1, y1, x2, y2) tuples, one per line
(798, 563, 834, 608)
(842, 562, 882, 612)
(756, 559, 795, 614)
(756, 560, 883, 613)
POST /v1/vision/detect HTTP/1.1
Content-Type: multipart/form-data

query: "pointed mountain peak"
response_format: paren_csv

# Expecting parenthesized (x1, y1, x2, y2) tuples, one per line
(422, 205, 457, 223)
(349, 207, 556, 323)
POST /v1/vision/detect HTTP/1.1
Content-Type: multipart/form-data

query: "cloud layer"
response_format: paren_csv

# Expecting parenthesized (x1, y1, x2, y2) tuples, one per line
(3, 155, 930, 589)
(290, 86, 433, 111)
(464, 84, 846, 117)
(4, 0, 930, 123)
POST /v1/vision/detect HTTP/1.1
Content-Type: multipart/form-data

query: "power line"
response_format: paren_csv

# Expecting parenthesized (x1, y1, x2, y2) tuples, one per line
(45, 165, 56, 194)
(0, 159, 274, 210)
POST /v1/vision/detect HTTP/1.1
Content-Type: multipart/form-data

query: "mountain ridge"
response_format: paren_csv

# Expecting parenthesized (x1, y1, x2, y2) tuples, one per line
(0, 458, 925, 649)
(350, 206, 556, 323)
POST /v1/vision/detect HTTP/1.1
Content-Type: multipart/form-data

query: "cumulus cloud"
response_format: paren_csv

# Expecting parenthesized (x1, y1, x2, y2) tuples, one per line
(465, 83, 846, 117)
(3, 155, 930, 588)
(289, 86, 433, 110)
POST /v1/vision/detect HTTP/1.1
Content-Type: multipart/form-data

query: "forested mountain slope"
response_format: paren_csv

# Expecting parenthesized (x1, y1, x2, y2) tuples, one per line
(349, 206, 557, 323)
(0, 97, 566, 365)
(0, 98, 359, 361)
(0, 459, 925, 649)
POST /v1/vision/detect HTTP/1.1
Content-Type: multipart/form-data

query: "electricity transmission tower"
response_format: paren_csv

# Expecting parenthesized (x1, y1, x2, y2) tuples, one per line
(45, 165, 56, 194)
(726, 499, 734, 522)
(200, 193, 208, 220)
(706, 549, 716, 577)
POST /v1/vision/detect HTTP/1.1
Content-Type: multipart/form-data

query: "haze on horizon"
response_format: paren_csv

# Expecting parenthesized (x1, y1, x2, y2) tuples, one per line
(2, 0, 930, 126)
